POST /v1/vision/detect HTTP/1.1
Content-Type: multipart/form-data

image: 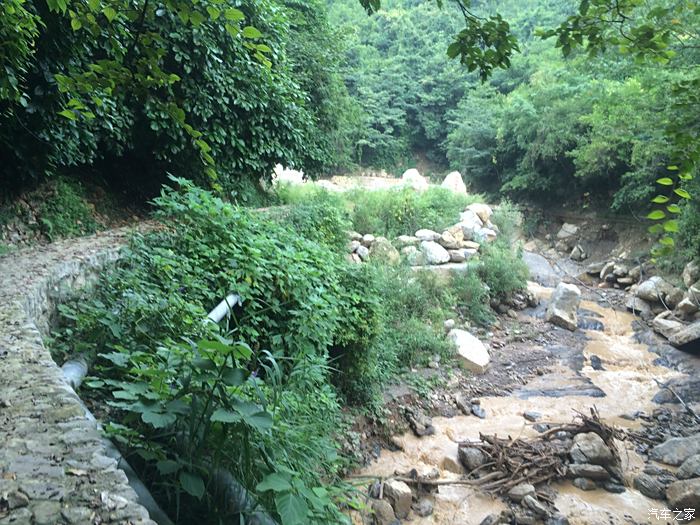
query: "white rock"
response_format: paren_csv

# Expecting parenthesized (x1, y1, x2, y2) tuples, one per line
(477, 228, 498, 243)
(441, 171, 467, 194)
(415, 229, 441, 242)
(401, 168, 429, 191)
(636, 276, 674, 303)
(466, 203, 493, 224)
(545, 282, 581, 331)
(448, 329, 490, 373)
(448, 249, 476, 263)
(683, 261, 700, 288)
(383, 480, 412, 519)
(361, 234, 375, 247)
(677, 297, 700, 317)
(348, 240, 361, 253)
(271, 164, 304, 186)
(556, 223, 579, 239)
(420, 241, 451, 265)
(356, 245, 369, 260)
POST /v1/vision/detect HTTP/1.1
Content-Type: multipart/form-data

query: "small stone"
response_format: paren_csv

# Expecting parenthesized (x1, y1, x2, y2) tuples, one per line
(370, 498, 397, 525)
(459, 446, 487, 472)
(666, 478, 700, 509)
(523, 495, 548, 517)
(523, 411, 541, 422)
(603, 482, 626, 494)
(533, 423, 549, 433)
(415, 229, 441, 242)
(507, 483, 535, 502)
(568, 464, 609, 481)
(412, 498, 434, 517)
(678, 454, 700, 479)
(383, 480, 412, 519)
(633, 474, 666, 500)
(570, 432, 614, 466)
(454, 393, 471, 415)
(444, 319, 456, 330)
(471, 405, 486, 419)
(572, 477, 597, 491)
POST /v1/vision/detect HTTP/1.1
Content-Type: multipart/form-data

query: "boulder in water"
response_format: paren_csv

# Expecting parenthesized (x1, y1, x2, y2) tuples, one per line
(545, 282, 581, 331)
(448, 328, 490, 373)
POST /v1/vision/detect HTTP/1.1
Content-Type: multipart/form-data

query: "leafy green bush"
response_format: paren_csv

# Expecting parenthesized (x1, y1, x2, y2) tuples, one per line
(54, 179, 377, 523)
(478, 241, 529, 300)
(451, 271, 494, 326)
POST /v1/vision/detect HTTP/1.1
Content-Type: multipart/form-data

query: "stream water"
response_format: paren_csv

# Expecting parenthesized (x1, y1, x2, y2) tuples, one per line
(352, 281, 686, 525)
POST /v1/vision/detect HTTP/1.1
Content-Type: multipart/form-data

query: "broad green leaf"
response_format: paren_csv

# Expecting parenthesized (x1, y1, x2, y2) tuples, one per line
(651, 195, 669, 204)
(244, 411, 273, 432)
(679, 173, 694, 181)
(674, 188, 691, 199)
(58, 109, 77, 120)
(103, 6, 117, 22)
(210, 408, 241, 423)
(275, 492, 309, 525)
(663, 220, 679, 233)
(70, 17, 82, 30)
(179, 471, 205, 499)
(667, 165, 679, 170)
(222, 367, 246, 386)
(656, 177, 673, 186)
(646, 210, 665, 220)
(256, 473, 292, 492)
(141, 411, 176, 428)
(242, 26, 262, 39)
(156, 460, 180, 475)
(659, 236, 675, 247)
(224, 8, 244, 21)
(667, 204, 682, 214)
(206, 6, 220, 20)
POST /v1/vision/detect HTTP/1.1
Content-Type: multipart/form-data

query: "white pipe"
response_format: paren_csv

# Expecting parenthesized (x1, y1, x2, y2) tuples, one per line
(207, 294, 241, 323)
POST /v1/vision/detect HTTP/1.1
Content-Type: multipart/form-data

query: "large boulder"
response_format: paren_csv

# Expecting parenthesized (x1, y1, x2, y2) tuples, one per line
(666, 478, 700, 509)
(401, 168, 429, 191)
(650, 434, 700, 466)
(369, 499, 397, 525)
(441, 171, 467, 194)
(625, 295, 653, 319)
(448, 329, 490, 373)
(420, 241, 451, 265)
(369, 237, 400, 265)
(636, 276, 674, 303)
(466, 203, 493, 224)
(438, 230, 463, 250)
(678, 454, 700, 479)
(683, 261, 700, 288)
(677, 297, 700, 317)
(570, 432, 614, 466)
(669, 321, 700, 351)
(652, 315, 684, 339)
(557, 223, 579, 240)
(545, 282, 581, 331)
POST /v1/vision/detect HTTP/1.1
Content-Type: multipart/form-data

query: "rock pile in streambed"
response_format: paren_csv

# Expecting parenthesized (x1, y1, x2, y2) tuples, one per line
(345, 202, 499, 267)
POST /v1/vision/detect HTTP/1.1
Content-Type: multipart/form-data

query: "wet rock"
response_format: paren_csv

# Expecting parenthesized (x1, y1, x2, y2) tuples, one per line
(507, 483, 535, 502)
(678, 454, 700, 479)
(454, 393, 471, 415)
(415, 228, 441, 242)
(625, 295, 652, 318)
(652, 315, 684, 339)
(589, 355, 604, 370)
(533, 423, 549, 433)
(472, 405, 487, 419)
(650, 434, 700, 466)
(412, 498, 434, 517)
(370, 498, 397, 525)
(634, 473, 666, 500)
(570, 432, 614, 466)
(568, 463, 609, 480)
(479, 514, 501, 525)
(586, 261, 606, 275)
(545, 282, 581, 331)
(523, 495, 549, 517)
(383, 480, 412, 519)
(666, 478, 700, 509)
(406, 410, 435, 437)
(523, 411, 541, 422)
(457, 447, 488, 473)
(420, 240, 451, 265)
(448, 329, 490, 373)
(636, 276, 674, 303)
(669, 320, 700, 351)
(441, 171, 467, 194)
(603, 482, 626, 494)
(572, 477, 597, 491)
(683, 261, 700, 288)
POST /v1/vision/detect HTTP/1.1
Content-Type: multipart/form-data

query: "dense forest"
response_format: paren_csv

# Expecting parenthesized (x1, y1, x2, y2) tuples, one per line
(1, 0, 699, 524)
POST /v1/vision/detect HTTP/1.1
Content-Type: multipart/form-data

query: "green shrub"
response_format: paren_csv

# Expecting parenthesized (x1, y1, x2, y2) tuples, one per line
(451, 271, 494, 326)
(491, 200, 522, 243)
(478, 241, 529, 300)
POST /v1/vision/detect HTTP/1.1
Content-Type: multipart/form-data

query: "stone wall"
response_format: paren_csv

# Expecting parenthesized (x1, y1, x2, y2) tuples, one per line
(0, 227, 156, 524)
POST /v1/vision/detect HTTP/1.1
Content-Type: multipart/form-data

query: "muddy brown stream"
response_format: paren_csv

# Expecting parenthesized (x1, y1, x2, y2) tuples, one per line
(352, 282, 684, 525)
